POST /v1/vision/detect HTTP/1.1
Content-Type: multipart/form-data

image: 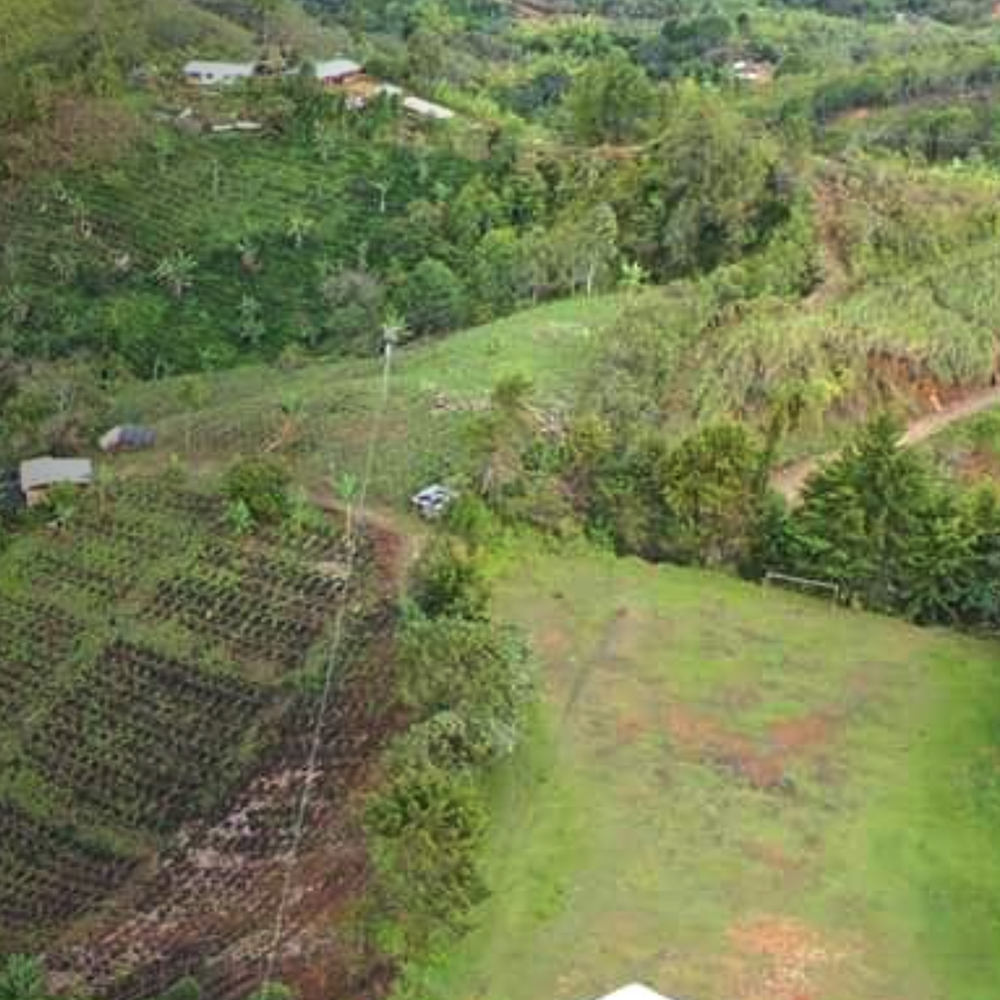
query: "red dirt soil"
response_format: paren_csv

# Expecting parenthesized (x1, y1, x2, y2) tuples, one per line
(772, 383, 1000, 502)
(666, 706, 842, 793)
(727, 915, 853, 1000)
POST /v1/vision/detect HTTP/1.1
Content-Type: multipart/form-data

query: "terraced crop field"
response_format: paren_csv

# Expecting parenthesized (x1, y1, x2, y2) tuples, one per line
(0, 476, 382, 993)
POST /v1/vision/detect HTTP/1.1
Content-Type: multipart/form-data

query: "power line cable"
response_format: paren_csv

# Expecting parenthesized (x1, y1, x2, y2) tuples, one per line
(260, 331, 396, 992)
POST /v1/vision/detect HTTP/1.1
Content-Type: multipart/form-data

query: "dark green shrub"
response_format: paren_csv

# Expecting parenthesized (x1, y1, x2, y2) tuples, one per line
(365, 755, 488, 958)
(398, 258, 466, 336)
(409, 539, 490, 621)
(221, 457, 290, 525)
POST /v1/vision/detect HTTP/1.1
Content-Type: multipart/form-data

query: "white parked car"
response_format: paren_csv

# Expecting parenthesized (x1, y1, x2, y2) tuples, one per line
(411, 484, 456, 519)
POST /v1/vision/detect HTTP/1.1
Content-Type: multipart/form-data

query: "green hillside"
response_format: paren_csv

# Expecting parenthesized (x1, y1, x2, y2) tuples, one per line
(4, 2, 1000, 999)
(412, 541, 1000, 1000)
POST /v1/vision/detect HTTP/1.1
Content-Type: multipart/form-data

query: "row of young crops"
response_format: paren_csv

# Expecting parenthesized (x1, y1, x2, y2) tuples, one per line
(0, 119, 479, 373)
(0, 477, 365, 952)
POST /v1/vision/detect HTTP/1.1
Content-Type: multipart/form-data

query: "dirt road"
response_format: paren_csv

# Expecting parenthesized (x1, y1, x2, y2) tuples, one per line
(771, 384, 1000, 502)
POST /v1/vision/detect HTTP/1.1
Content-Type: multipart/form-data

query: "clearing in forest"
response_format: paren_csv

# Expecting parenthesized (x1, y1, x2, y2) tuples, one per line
(421, 543, 1000, 1000)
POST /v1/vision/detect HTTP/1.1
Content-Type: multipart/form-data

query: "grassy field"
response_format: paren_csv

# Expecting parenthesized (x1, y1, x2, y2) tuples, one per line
(411, 541, 1000, 1000)
(111, 294, 628, 503)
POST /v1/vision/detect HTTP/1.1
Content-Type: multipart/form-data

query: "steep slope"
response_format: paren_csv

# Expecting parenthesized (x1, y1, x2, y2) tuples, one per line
(0, 477, 400, 999)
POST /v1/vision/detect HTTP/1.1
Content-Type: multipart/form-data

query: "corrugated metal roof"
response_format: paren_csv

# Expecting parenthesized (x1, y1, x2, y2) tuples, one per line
(184, 61, 256, 80)
(313, 58, 363, 80)
(20, 457, 94, 491)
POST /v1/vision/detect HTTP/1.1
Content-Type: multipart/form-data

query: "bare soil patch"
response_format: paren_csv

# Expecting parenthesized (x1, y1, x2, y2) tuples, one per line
(667, 706, 844, 793)
(727, 915, 853, 1000)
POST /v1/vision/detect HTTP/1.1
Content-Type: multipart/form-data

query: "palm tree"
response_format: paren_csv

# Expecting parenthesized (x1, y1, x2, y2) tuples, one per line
(286, 212, 315, 250)
(238, 294, 265, 347)
(153, 250, 197, 298)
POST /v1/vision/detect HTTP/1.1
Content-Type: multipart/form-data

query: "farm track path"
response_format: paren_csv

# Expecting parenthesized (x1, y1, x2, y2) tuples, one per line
(771, 383, 1000, 502)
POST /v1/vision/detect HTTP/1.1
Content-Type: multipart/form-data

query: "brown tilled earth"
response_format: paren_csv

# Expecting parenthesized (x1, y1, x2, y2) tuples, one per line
(39, 518, 408, 1000)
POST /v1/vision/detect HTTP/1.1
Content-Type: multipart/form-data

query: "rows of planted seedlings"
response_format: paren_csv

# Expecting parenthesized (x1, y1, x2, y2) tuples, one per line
(26, 544, 134, 604)
(0, 594, 76, 725)
(111, 480, 226, 526)
(26, 642, 271, 832)
(155, 573, 321, 671)
(73, 509, 190, 564)
(153, 536, 351, 671)
(208, 539, 349, 614)
(0, 802, 132, 928)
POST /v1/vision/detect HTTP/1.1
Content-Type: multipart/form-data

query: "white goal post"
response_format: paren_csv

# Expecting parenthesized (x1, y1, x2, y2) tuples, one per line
(763, 571, 840, 602)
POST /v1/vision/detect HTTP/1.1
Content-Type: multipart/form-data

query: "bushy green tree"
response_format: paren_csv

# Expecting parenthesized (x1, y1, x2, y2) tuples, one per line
(318, 267, 385, 351)
(365, 755, 488, 958)
(222, 456, 290, 525)
(399, 258, 466, 336)
(785, 415, 942, 613)
(621, 83, 788, 277)
(396, 615, 532, 762)
(564, 50, 656, 146)
(469, 227, 527, 320)
(470, 373, 537, 503)
(662, 423, 769, 566)
(410, 538, 490, 621)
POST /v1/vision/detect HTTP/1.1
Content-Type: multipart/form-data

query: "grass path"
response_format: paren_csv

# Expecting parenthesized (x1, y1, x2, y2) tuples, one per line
(413, 543, 1000, 1000)
(772, 384, 1000, 501)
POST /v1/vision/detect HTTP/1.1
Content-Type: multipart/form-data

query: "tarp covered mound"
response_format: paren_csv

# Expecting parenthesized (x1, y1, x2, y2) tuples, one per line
(99, 426, 157, 453)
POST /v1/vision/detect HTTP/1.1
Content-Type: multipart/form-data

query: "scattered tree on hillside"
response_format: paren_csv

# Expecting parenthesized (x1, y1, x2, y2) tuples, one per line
(472, 373, 536, 503)
(399, 258, 466, 335)
(620, 84, 788, 277)
(662, 422, 769, 567)
(153, 250, 197, 300)
(318, 266, 385, 350)
(785, 415, 945, 614)
(564, 49, 656, 146)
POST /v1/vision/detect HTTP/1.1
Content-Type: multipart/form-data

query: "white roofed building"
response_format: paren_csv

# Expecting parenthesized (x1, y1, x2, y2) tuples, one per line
(313, 58, 364, 86)
(183, 60, 256, 86)
(20, 457, 94, 506)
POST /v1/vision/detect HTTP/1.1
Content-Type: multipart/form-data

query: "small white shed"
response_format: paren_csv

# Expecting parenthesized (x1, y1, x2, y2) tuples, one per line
(20, 457, 94, 506)
(184, 61, 256, 86)
(313, 58, 364, 85)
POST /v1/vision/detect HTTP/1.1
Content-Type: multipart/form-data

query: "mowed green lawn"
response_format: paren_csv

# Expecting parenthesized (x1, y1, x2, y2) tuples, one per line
(419, 543, 1000, 1000)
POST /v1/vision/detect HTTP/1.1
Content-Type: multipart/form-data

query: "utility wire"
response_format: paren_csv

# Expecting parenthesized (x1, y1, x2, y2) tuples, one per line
(261, 333, 396, 991)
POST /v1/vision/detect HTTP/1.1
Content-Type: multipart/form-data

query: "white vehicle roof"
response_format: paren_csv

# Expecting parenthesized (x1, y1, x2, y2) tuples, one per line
(595, 986, 677, 1000)
(414, 484, 453, 499)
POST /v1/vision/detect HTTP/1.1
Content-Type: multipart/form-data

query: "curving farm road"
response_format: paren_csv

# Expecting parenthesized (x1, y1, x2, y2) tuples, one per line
(771, 384, 1000, 502)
